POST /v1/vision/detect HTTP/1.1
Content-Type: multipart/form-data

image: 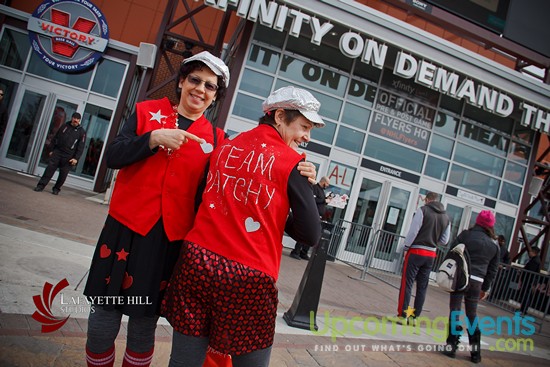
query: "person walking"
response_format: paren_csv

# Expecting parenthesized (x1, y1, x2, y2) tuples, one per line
(394, 192, 451, 324)
(289, 176, 330, 260)
(441, 210, 500, 363)
(34, 112, 86, 195)
(162, 86, 325, 367)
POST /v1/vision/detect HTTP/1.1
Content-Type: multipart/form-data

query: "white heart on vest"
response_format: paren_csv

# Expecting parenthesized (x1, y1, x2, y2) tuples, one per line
(245, 217, 260, 232)
(200, 141, 213, 154)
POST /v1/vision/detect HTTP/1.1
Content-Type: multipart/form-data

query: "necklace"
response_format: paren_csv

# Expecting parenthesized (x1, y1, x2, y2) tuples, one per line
(171, 104, 180, 129)
(159, 105, 180, 155)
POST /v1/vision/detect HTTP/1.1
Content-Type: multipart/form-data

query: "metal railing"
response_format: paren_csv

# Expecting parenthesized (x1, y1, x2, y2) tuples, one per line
(326, 219, 453, 289)
(486, 263, 550, 332)
(362, 229, 406, 287)
(325, 220, 406, 287)
(325, 220, 375, 267)
(323, 219, 549, 333)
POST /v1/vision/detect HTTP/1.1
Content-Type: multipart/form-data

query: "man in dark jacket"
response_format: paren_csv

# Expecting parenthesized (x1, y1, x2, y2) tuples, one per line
(498, 235, 511, 264)
(290, 176, 329, 260)
(34, 112, 86, 195)
(394, 192, 450, 323)
(518, 246, 542, 315)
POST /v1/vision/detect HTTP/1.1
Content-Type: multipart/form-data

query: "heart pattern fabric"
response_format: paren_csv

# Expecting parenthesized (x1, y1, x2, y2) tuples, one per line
(162, 242, 277, 356)
(99, 244, 111, 258)
(122, 272, 134, 289)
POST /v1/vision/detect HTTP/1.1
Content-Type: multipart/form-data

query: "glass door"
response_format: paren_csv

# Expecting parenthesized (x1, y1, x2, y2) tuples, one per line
(441, 197, 480, 241)
(1, 85, 81, 175)
(368, 183, 415, 272)
(3, 87, 48, 171)
(339, 171, 417, 268)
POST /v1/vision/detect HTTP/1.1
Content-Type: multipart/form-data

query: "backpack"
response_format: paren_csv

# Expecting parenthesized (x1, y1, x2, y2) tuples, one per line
(436, 243, 470, 292)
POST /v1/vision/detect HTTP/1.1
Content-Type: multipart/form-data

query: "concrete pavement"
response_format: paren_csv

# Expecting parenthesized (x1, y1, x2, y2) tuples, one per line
(1, 166, 550, 366)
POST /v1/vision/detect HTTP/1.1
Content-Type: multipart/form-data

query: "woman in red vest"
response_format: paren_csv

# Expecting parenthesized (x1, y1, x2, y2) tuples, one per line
(162, 86, 325, 367)
(83, 51, 230, 367)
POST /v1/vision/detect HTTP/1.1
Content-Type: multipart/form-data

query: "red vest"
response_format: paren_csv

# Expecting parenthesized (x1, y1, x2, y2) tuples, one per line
(186, 124, 303, 280)
(109, 97, 224, 241)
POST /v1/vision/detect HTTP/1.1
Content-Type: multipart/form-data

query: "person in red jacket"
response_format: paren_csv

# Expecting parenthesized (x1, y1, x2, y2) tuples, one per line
(162, 86, 325, 367)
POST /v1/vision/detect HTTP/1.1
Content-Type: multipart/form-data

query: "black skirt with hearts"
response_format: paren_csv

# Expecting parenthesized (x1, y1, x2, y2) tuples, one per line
(83, 215, 183, 317)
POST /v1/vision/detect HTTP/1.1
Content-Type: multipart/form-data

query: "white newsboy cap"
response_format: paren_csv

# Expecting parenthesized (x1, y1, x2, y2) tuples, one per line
(262, 86, 325, 127)
(183, 51, 230, 86)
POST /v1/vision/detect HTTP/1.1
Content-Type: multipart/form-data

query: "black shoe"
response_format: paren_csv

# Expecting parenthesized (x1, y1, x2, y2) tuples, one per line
(34, 186, 44, 192)
(289, 251, 301, 260)
(441, 325, 462, 358)
(441, 347, 456, 358)
(468, 328, 481, 364)
(299, 253, 310, 260)
(52, 188, 60, 195)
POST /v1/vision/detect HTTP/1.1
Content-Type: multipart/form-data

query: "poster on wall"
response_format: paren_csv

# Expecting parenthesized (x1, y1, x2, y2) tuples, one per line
(371, 71, 436, 148)
(326, 192, 349, 208)
(325, 161, 354, 208)
(27, 0, 109, 72)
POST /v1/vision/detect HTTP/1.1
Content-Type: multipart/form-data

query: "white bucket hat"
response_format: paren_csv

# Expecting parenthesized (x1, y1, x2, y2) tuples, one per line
(183, 51, 230, 86)
(262, 86, 325, 127)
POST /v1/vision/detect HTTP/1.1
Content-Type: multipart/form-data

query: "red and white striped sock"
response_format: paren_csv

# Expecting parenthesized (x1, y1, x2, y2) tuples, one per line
(86, 345, 115, 367)
(121, 347, 154, 367)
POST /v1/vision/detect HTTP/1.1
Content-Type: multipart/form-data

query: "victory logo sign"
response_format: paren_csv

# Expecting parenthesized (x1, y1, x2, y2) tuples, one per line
(27, 0, 109, 72)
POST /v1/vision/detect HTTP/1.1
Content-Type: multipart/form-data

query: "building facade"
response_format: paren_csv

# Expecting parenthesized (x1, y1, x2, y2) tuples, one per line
(1, 0, 549, 266)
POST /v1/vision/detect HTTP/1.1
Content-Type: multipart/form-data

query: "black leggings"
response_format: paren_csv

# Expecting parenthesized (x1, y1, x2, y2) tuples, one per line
(86, 307, 159, 354)
(449, 279, 482, 333)
(168, 331, 272, 367)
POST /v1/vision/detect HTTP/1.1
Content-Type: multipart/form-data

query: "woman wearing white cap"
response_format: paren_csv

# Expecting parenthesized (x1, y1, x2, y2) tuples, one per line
(83, 52, 232, 367)
(162, 86, 325, 366)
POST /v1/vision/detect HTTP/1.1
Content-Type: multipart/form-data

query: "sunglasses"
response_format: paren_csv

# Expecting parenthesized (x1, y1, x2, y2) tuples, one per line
(186, 74, 218, 92)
